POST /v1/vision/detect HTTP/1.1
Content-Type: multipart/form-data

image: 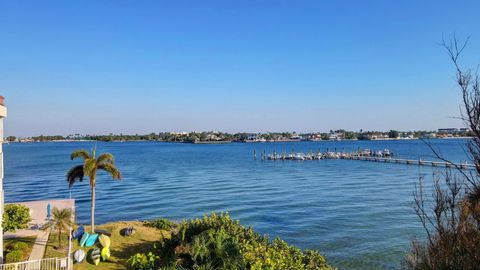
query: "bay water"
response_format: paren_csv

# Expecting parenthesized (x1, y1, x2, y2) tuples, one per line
(3, 139, 469, 269)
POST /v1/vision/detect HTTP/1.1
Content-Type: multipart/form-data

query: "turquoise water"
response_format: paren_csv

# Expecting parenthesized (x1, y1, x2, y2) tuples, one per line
(3, 139, 470, 269)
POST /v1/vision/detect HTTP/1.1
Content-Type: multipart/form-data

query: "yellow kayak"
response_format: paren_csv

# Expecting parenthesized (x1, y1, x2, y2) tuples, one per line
(98, 234, 111, 249)
(101, 247, 111, 261)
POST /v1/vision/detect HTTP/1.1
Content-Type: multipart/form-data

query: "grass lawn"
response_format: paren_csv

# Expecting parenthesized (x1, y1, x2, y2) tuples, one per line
(44, 231, 70, 259)
(3, 236, 36, 263)
(44, 221, 168, 270)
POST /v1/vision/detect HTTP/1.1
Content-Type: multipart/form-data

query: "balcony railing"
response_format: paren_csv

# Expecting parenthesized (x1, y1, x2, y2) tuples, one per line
(0, 257, 71, 270)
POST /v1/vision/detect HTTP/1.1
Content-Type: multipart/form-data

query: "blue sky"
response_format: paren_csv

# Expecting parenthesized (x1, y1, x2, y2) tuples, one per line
(1, 1, 479, 136)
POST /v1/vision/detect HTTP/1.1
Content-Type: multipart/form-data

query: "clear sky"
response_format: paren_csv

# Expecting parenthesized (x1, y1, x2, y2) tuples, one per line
(1, 1, 479, 136)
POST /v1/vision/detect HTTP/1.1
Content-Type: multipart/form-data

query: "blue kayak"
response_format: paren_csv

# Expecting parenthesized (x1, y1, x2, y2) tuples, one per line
(72, 226, 84, 240)
(85, 233, 99, 247)
(79, 232, 90, 247)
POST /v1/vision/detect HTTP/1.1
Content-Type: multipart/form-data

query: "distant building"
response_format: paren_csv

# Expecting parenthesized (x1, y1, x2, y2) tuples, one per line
(245, 134, 266, 142)
(290, 133, 303, 141)
(438, 128, 458, 134)
(370, 133, 388, 140)
(169, 131, 188, 135)
(307, 133, 322, 141)
(421, 133, 437, 139)
(328, 133, 343, 140)
(205, 133, 223, 141)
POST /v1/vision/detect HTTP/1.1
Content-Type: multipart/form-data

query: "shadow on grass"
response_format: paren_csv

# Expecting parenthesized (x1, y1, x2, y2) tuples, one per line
(44, 232, 69, 258)
(4, 237, 36, 247)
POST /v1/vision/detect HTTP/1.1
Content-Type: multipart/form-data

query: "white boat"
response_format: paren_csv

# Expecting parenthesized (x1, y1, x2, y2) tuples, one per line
(325, 152, 340, 159)
(293, 153, 305, 160)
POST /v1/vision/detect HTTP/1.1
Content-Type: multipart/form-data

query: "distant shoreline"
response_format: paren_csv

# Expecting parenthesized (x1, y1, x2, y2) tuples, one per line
(5, 137, 471, 144)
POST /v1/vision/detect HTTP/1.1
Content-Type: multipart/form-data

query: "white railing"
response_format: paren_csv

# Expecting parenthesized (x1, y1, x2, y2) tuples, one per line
(0, 257, 70, 270)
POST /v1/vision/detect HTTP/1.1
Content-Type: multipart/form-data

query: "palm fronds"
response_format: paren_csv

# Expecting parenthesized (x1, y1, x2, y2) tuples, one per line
(66, 165, 84, 187)
(97, 153, 114, 165)
(70, 149, 91, 161)
(98, 163, 121, 180)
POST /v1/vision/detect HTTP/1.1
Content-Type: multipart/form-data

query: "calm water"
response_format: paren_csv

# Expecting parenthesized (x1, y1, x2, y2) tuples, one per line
(3, 139, 470, 269)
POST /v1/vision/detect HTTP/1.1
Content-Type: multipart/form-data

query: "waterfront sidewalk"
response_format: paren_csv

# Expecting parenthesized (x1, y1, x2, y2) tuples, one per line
(27, 230, 50, 260)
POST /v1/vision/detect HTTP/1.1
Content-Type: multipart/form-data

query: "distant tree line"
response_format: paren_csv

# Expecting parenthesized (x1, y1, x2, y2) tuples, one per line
(5, 129, 472, 143)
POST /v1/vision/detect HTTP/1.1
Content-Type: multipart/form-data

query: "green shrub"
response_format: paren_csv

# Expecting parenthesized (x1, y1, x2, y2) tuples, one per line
(190, 228, 244, 269)
(145, 218, 176, 230)
(157, 212, 335, 270)
(5, 250, 23, 263)
(14, 242, 28, 250)
(12, 242, 29, 252)
(3, 204, 31, 232)
(4, 240, 31, 263)
(128, 252, 160, 270)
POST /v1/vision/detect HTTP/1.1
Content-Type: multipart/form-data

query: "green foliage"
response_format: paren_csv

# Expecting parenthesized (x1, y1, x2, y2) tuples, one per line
(128, 252, 160, 270)
(30, 135, 65, 141)
(67, 148, 121, 187)
(3, 204, 31, 232)
(11, 242, 29, 251)
(344, 132, 357, 140)
(190, 228, 244, 269)
(5, 250, 23, 263)
(4, 239, 33, 263)
(154, 212, 335, 270)
(303, 250, 330, 268)
(145, 218, 176, 230)
(388, 130, 399, 138)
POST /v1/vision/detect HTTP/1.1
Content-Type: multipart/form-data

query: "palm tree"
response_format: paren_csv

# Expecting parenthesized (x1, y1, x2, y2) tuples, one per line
(43, 207, 73, 249)
(67, 148, 121, 233)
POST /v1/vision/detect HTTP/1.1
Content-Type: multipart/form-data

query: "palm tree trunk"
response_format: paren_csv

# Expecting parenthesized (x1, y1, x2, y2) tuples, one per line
(91, 184, 96, 233)
(58, 228, 62, 248)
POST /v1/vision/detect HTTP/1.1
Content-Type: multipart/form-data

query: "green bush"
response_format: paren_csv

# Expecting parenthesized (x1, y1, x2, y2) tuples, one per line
(5, 250, 23, 263)
(145, 218, 176, 230)
(3, 204, 31, 232)
(190, 228, 244, 269)
(4, 240, 31, 263)
(11, 242, 29, 252)
(156, 212, 335, 270)
(128, 252, 160, 270)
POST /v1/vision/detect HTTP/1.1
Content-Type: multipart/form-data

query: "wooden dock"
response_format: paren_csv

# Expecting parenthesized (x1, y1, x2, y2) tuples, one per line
(345, 156, 475, 170)
(258, 149, 476, 170)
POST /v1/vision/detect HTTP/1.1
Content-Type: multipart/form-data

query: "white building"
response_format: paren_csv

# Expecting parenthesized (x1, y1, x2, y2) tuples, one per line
(0, 96, 7, 264)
